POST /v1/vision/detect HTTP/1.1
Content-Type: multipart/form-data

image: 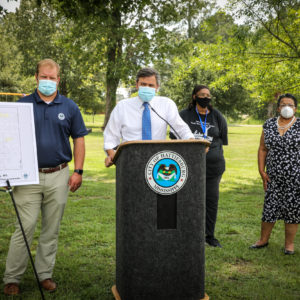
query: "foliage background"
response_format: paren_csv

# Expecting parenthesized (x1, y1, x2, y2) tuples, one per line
(0, 0, 299, 123)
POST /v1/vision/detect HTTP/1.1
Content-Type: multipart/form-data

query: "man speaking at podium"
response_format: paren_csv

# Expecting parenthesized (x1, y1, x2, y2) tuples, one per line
(104, 67, 194, 167)
(3, 59, 88, 296)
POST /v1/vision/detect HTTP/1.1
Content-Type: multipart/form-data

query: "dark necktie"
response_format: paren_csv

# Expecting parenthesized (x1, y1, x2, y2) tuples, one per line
(142, 102, 152, 140)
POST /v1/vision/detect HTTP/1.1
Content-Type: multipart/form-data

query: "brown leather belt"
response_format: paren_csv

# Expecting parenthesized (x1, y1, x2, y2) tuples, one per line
(39, 162, 68, 174)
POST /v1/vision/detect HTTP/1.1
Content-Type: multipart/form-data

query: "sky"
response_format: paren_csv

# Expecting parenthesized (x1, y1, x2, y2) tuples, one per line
(1, 0, 228, 12)
(0, 0, 20, 12)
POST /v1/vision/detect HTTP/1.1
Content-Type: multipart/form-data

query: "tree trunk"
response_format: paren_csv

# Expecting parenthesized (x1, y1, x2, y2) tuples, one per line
(267, 101, 274, 118)
(267, 91, 281, 118)
(187, 3, 192, 39)
(103, 66, 119, 129)
(102, 8, 122, 129)
(59, 78, 68, 97)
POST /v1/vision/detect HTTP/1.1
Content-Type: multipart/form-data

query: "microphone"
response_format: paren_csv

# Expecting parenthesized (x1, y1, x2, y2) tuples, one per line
(148, 103, 182, 140)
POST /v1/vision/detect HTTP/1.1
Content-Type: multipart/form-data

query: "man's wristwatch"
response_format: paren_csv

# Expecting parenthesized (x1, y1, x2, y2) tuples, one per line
(74, 169, 83, 175)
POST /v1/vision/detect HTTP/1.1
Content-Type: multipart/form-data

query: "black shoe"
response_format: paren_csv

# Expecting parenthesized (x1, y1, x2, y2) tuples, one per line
(284, 249, 294, 255)
(206, 237, 222, 248)
(249, 242, 269, 249)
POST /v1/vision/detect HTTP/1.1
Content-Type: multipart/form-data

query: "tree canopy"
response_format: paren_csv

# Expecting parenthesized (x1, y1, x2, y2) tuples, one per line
(0, 0, 299, 121)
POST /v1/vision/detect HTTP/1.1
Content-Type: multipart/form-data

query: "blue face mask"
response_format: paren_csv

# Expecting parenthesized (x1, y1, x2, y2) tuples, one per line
(138, 86, 156, 102)
(38, 79, 57, 96)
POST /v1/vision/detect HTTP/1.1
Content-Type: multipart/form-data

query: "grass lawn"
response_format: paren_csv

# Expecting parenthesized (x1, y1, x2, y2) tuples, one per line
(0, 117, 299, 300)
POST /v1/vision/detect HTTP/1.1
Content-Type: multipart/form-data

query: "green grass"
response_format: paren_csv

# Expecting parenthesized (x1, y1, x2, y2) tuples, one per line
(1, 119, 300, 299)
(228, 116, 264, 125)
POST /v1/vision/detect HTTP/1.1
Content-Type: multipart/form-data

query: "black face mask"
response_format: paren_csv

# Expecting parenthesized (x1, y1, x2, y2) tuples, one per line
(195, 96, 211, 108)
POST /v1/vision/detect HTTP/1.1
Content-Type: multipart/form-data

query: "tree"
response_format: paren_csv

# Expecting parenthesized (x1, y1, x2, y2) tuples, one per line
(40, 0, 214, 127)
(157, 40, 254, 119)
(160, 1, 300, 119)
(224, 0, 300, 116)
(152, 9, 255, 119)
(193, 11, 239, 43)
(40, 0, 152, 127)
(228, 0, 300, 59)
(0, 11, 35, 99)
(1, 0, 107, 113)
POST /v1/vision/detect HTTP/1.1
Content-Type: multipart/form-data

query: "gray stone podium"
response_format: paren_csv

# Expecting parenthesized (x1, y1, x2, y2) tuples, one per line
(112, 140, 209, 300)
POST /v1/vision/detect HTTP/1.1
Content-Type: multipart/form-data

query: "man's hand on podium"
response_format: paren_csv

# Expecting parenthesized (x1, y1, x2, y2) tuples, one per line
(105, 149, 115, 167)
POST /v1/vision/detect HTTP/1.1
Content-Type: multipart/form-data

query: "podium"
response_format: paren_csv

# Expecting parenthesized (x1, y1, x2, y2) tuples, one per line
(112, 140, 210, 300)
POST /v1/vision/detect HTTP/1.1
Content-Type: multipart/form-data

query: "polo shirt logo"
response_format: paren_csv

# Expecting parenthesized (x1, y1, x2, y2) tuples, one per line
(58, 113, 65, 120)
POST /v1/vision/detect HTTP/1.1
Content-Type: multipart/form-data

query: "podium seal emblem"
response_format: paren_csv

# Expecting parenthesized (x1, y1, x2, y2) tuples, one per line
(145, 150, 188, 195)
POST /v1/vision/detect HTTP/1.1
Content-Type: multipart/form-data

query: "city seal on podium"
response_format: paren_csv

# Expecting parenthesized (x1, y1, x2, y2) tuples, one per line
(145, 150, 188, 195)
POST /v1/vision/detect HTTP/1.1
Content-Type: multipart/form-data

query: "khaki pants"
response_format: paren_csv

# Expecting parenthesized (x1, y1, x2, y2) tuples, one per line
(3, 166, 69, 284)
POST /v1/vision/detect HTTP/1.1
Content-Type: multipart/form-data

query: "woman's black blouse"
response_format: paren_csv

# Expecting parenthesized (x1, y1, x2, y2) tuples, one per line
(170, 107, 228, 177)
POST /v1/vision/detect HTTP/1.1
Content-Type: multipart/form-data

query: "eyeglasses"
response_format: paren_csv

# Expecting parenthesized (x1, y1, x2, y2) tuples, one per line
(279, 104, 295, 108)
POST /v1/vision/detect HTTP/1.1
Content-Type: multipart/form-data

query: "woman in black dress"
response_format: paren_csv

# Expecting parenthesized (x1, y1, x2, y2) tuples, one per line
(170, 85, 228, 247)
(250, 93, 299, 255)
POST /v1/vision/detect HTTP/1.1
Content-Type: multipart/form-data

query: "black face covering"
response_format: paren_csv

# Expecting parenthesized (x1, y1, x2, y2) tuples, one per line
(195, 96, 211, 108)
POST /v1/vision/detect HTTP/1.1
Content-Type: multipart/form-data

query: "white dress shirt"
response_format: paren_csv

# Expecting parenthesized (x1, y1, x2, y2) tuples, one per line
(103, 96, 194, 150)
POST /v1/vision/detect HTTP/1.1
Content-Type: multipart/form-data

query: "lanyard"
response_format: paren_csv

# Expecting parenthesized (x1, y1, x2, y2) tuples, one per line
(195, 106, 208, 138)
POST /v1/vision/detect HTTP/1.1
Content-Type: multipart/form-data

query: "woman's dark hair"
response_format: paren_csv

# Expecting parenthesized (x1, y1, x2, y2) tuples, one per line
(188, 84, 213, 110)
(277, 93, 297, 108)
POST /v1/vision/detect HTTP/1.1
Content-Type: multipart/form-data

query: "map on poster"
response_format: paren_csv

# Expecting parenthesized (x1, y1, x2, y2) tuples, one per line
(0, 102, 39, 187)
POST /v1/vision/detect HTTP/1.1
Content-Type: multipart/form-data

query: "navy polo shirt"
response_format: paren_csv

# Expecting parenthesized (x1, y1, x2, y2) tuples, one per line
(18, 90, 88, 168)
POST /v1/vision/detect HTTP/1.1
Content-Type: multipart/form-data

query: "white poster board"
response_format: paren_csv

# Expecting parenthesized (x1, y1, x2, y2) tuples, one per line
(0, 102, 39, 187)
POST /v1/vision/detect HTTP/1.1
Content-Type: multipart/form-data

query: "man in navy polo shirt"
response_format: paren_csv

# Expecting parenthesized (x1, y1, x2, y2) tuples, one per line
(3, 59, 88, 296)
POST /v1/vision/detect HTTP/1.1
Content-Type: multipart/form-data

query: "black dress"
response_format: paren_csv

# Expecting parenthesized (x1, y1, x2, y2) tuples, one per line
(170, 106, 228, 239)
(263, 117, 300, 223)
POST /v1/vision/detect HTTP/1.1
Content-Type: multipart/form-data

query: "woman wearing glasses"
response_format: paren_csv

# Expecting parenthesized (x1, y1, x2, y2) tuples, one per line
(250, 93, 299, 255)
